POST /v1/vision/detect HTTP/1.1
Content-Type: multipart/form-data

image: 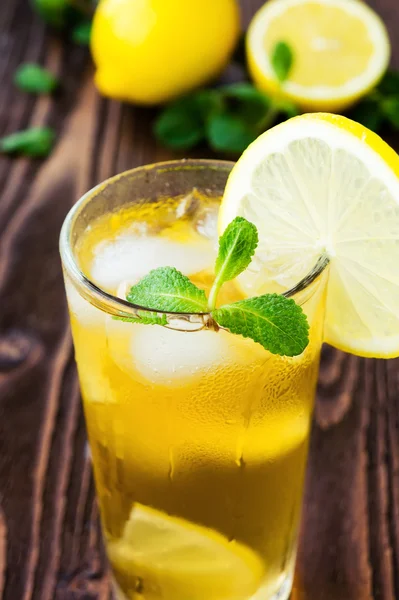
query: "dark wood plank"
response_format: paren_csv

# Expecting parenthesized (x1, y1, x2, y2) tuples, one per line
(0, 1, 398, 599)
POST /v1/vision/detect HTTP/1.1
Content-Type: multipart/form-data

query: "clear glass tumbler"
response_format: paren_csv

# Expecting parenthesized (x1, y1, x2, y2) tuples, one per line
(60, 160, 328, 600)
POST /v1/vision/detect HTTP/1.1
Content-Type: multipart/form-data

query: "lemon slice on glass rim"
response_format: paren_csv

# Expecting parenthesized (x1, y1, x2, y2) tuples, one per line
(219, 113, 399, 358)
(108, 503, 264, 600)
(246, 0, 390, 112)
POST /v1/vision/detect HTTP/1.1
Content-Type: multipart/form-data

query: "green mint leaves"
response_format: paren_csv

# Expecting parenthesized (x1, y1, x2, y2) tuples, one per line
(271, 41, 294, 83)
(71, 20, 92, 45)
(0, 127, 56, 157)
(31, 0, 93, 44)
(32, 0, 72, 28)
(127, 267, 208, 313)
(154, 81, 297, 154)
(7, 64, 58, 157)
(154, 39, 296, 155)
(209, 217, 258, 309)
(14, 63, 58, 94)
(213, 295, 309, 357)
(122, 217, 309, 357)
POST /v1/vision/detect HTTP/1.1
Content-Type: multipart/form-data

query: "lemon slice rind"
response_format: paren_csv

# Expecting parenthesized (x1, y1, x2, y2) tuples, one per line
(219, 113, 399, 359)
(108, 503, 264, 600)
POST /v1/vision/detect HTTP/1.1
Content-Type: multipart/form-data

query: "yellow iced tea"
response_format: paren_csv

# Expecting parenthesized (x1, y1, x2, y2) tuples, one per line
(64, 193, 326, 600)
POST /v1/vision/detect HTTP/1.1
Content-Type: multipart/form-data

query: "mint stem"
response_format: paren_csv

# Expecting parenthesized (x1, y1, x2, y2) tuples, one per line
(208, 276, 222, 310)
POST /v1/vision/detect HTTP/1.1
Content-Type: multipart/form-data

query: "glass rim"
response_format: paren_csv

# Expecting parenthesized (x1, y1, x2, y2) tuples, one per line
(60, 159, 329, 325)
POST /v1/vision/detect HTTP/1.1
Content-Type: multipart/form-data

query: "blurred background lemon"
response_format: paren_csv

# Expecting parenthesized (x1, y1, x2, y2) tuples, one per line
(247, 0, 390, 112)
(91, 0, 241, 105)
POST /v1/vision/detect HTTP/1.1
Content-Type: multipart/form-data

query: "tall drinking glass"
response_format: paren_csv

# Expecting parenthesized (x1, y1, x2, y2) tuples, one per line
(60, 160, 328, 600)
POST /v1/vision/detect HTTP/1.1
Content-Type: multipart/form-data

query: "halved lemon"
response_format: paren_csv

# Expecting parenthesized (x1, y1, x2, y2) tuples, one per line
(108, 503, 264, 600)
(219, 113, 399, 358)
(247, 0, 390, 112)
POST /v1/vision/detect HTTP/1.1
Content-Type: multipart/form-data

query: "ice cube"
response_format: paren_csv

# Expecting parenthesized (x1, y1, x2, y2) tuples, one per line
(193, 203, 219, 243)
(90, 234, 215, 293)
(175, 191, 200, 219)
(106, 317, 264, 385)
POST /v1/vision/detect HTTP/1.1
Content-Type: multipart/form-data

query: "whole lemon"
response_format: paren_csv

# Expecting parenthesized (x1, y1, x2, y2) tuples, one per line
(91, 0, 241, 105)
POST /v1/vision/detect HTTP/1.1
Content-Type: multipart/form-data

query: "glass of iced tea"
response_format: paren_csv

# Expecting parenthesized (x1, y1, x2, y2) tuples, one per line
(60, 160, 328, 600)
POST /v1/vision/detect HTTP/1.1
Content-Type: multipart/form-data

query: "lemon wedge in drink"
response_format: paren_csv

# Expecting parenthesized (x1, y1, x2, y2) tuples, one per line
(247, 0, 390, 112)
(219, 113, 399, 358)
(108, 503, 264, 600)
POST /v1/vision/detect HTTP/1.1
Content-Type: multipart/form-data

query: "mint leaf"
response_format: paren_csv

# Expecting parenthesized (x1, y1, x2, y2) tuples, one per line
(215, 218, 258, 280)
(114, 312, 168, 326)
(221, 83, 272, 127)
(207, 113, 258, 153)
(195, 89, 224, 119)
(126, 267, 208, 313)
(0, 127, 56, 157)
(71, 20, 92, 45)
(212, 294, 309, 357)
(14, 63, 58, 94)
(209, 216, 258, 309)
(271, 41, 294, 83)
(215, 216, 258, 282)
(154, 97, 207, 150)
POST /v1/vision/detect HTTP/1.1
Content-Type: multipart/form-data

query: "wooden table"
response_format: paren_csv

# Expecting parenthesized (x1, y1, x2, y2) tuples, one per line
(0, 1, 398, 598)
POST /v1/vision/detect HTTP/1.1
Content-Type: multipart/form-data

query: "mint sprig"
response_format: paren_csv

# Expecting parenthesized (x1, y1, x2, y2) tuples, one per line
(271, 41, 294, 83)
(154, 39, 297, 155)
(0, 127, 56, 157)
(121, 217, 310, 357)
(154, 81, 298, 154)
(14, 63, 58, 94)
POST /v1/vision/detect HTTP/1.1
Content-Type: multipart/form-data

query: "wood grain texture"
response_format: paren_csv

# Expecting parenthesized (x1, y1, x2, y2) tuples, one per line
(0, 1, 398, 598)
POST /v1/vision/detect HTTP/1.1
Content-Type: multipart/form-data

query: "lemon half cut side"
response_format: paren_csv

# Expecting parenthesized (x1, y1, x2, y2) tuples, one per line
(247, 0, 390, 112)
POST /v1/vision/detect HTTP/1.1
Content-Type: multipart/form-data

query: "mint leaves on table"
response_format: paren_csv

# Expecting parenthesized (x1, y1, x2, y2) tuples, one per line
(32, 0, 72, 28)
(0, 127, 56, 157)
(71, 19, 92, 45)
(155, 82, 297, 154)
(271, 41, 294, 83)
(154, 95, 209, 151)
(121, 217, 309, 357)
(31, 0, 94, 44)
(14, 63, 58, 94)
